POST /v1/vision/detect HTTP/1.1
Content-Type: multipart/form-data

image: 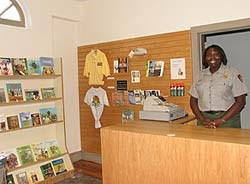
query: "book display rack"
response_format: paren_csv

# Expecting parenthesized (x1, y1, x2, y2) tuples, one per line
(0, 58, 74, 183)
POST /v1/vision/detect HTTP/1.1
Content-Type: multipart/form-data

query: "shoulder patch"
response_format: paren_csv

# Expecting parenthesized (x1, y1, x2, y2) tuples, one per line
(238, 74, 243, 82)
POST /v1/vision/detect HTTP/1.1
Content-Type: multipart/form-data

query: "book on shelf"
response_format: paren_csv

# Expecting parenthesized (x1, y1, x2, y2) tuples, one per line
(31, 113, 42, 126)
(6, 83, 24, 102)
(31, 142, 49, 161)
(0, 57, 13, 75)
(39, 107, 57, 124)
(27, 58, 42, 75)
(40, 57, 55, 75)
(121, 109, 134, 123)
(146, 60, 164, 77)
(0, 88, 6, 103)
(7, 115, 20, 130)
(16, 172, 29, 184)
(19, 112, 33, 128)
(0, 114, 7, 131)
(11, 58, 28, 76)
(6, 174, 15, 184)
(40, 162, 55, 179)
(16, 145, 35, 165)
(27, 171, 39, 183)
(44, 140, 61, 157)
(41, 87, 56, 99)
(2, 148, 20, 170)
(52, 158, 67, 175)
(24, 89, 40, 101)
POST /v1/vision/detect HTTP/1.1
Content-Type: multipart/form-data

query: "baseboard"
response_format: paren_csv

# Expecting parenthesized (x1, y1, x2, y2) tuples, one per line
(69, 150, 102, 164)
(81, 151, 102, 164)
(69, 151, 82, 162)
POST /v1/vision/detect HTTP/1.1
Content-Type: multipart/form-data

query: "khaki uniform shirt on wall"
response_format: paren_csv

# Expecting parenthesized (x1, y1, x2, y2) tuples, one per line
(189, 65, 248, 111)
(84, 49, 110, 85)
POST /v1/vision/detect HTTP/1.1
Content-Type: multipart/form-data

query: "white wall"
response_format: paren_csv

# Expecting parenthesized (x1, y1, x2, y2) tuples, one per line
(78, 0, 250, 45)
(0, 0, 82, 153)
(2, 0, 250, 154)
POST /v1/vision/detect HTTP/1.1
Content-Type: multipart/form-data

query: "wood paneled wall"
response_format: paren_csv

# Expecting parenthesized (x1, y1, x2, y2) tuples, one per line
(78, 30, 192, 154)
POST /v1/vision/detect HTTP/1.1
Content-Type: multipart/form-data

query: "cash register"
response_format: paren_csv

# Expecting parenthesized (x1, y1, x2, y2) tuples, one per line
(139, 96, 186, 121)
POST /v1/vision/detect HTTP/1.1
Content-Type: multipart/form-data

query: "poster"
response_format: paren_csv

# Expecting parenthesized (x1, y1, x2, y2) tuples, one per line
(170, 58, 186, 79)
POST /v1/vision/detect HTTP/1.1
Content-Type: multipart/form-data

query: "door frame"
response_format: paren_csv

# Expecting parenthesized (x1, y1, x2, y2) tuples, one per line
(191, 18, 250, 82)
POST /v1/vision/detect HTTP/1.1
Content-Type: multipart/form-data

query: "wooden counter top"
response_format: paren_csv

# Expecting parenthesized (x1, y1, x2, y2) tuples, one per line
(101, 115, 250, 184)
(101, 116, 250, 145)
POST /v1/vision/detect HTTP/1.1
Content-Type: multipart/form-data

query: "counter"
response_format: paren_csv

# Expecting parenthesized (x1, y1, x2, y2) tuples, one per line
(101, 118, 250, 184)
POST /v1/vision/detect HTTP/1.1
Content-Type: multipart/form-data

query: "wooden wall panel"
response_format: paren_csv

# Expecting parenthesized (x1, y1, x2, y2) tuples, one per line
(78, 30, 193, 154)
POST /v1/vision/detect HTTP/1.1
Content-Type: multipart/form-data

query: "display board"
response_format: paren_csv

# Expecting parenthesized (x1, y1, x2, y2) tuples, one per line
(78, 30, 193, 154)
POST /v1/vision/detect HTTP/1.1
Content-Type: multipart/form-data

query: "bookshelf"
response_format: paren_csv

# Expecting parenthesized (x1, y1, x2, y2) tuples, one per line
(0, 58, 74, 183)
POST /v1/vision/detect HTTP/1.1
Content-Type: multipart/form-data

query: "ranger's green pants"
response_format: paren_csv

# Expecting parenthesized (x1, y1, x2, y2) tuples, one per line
(197, 112, 241, 128)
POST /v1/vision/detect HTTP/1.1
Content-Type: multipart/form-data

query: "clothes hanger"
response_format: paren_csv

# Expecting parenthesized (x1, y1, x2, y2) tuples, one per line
(92, 48, 98, 54)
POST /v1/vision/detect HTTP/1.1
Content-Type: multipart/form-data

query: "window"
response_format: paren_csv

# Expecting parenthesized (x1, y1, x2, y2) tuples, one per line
(0, 0, 25, 27)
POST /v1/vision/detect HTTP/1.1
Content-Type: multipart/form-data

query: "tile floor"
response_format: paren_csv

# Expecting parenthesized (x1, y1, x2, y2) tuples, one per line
(56, 172, 102, 184)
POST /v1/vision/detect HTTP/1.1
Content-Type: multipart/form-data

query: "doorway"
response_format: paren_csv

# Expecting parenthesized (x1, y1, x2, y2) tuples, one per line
(191, 18, 250, 129)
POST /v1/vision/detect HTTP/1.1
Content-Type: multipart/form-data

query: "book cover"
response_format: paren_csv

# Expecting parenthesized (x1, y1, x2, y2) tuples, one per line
(27, 171, 39, 183)
(170, 58, 186, 79)
(31, 113, 42, 126)
(128, 90, 136, 105)
(41, 87, 56, 99)
(40, 57, 55, 75)
(40, 162, 55, 179)
(7, 115, 20, 130)
(118, 57, 128, 73)
(0, 88, 6, 103)
(19, 112, 33, 128)
(117, 80, 127, 90)
(2, 148, 20, 170)
(27, 58, 42, 75)
(16, 172, 29, 184)
(11, 58, 28, 76)
(52, 158, 67, 175)
(6, 83, 23, 102)
(31, 142, 49, 161)
(6, 174, 15, 184)
(113, 59, 119, 73)
(16, 145, 35, 165)
(0, 114, 7, 131)
(131, 70, 140, 83)
(146, 60, 164, 77)
(121, 109, 134, 123)
(111, 91, 129, 106)
(24, 89, 40, 101)
(0, 154, 7, 166)
(39, 107, 57, 124)
(134, 90, 143, 104)
(144, 90, 161, 98)
(44, 140, 61, 157)
(0, 57, 13, 75)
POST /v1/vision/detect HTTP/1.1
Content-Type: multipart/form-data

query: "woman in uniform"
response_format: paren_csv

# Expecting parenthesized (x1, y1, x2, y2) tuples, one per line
(189, 45, 248, 128)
